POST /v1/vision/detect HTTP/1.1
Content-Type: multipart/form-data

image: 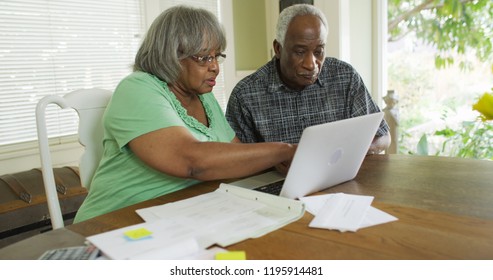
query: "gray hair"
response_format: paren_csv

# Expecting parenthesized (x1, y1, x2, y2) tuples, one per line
(133, 5, 226, 83)
(275, 4, 328, 47)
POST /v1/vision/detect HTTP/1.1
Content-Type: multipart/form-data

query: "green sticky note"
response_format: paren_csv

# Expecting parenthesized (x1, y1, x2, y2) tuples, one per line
(124, 228, 153, 240)
(215, 251, 246, 260)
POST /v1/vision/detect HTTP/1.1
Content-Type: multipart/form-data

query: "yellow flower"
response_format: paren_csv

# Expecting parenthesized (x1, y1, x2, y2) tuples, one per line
(472, 91, 493, 121)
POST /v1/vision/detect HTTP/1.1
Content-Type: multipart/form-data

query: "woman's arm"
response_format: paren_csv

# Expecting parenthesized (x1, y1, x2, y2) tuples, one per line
(128, 126, 296, 181)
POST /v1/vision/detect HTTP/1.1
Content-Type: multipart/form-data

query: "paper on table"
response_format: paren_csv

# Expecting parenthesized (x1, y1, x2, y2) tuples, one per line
(87, 184, 304, 259)
(300, 193, 397, 232)
(86, 218, 216, 260)
(183, 247, 228, 260)
(136, 189, 278, 247)
(309, 193, 373, 232)
(136, 183, 305, 247)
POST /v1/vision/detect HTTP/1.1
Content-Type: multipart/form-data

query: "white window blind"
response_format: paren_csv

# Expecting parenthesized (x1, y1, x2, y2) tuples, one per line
(0, 0, 142, 147)
(160, 0, 227, 111)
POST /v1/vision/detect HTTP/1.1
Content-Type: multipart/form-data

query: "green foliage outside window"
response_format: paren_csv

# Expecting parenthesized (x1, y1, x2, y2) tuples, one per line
(409, 90, 493, 160)
(388, 0, 493, 160)
(388, 0, 493, 69)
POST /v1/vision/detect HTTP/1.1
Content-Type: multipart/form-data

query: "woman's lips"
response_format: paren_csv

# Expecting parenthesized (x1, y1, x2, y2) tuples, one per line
(206, 78, 216, 87)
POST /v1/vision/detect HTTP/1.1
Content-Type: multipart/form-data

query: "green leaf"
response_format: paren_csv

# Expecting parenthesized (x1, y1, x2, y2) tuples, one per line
(435, 128, 456, 137)
(416, 134, 429, 155)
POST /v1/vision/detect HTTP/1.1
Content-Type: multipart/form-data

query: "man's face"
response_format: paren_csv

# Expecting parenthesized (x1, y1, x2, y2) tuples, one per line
(274, 15, 325, 91)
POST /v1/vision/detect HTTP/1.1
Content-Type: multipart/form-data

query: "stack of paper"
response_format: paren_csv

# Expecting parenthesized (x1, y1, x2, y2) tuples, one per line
(87, 219, 217, 259)
(300, 193, 397, 232)
(137, 183, 305, 246)
(86, 184, 305, 259)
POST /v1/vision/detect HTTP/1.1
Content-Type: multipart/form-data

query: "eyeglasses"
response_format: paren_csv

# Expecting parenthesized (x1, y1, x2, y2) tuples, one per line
(190, 53, 226, 66)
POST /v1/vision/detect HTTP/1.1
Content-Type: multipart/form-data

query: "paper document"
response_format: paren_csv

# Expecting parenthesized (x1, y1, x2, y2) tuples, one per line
(136, 183, 305, 247)
(87, 219, 212, 260)
(87, 184, 305, 259)
(300, 193, 397, 232)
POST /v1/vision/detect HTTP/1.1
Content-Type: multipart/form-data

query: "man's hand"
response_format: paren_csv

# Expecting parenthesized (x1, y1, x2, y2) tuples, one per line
(367, 134, 391, 155)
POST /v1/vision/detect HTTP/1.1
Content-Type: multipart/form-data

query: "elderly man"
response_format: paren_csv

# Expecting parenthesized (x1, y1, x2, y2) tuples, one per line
(226, 4, 390, 156)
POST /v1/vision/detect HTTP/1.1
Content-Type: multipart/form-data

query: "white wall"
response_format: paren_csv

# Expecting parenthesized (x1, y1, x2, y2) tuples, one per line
(318, 0, 350, 61)
(372, 0, 388, 106)
(349, 0, 373, 93)
(0, 140, 83, 175)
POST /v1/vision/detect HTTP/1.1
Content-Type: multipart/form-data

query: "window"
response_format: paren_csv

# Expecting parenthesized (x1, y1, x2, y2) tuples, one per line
(387, 0, 493, 157)
(0, 0, 143, 149)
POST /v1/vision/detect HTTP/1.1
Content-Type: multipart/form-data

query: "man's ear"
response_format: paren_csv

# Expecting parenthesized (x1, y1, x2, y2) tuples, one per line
(273, 40, 281, 59)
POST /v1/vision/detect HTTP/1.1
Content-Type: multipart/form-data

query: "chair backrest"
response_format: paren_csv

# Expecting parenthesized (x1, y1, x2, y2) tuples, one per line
(36, 88, 112, 229)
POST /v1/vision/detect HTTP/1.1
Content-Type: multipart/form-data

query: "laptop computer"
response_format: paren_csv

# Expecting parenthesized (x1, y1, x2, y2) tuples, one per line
(230, 112, 385, 199)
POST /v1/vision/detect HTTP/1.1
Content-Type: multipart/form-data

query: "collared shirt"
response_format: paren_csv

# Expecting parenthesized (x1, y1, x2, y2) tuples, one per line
(226, 57, 389, 144)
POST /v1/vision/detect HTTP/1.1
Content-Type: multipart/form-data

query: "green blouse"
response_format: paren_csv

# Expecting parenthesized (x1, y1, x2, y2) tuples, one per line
(74, 72, 235, 223)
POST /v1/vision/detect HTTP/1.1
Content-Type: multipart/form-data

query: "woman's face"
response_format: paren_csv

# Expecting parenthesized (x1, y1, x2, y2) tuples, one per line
(173, 50, 222, 96)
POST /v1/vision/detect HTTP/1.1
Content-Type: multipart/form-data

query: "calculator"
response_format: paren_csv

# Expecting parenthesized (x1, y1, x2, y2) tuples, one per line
(38, 245, 100, 260)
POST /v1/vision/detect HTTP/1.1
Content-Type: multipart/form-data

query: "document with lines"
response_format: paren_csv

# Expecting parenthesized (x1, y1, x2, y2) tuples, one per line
(136, 183, 305, 247)
(87, 184, 304, 259)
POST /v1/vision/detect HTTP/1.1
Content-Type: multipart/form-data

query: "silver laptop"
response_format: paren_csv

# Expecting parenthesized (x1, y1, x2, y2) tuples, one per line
(230, 112, 384, 199)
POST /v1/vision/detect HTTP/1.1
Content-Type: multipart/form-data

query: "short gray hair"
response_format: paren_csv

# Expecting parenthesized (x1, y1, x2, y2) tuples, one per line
(275, 4, 328, 47)
(133, 5, 226, 83)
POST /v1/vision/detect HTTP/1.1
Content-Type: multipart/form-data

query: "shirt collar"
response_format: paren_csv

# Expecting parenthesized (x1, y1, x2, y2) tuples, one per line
(266, 58, 284, 93)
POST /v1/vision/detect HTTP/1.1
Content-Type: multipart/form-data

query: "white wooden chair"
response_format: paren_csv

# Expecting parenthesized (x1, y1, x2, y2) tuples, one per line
(36, 88, 112, 229)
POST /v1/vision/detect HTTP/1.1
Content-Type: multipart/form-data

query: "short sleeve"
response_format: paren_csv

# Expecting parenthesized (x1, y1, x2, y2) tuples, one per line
(104, 73, 185, 149)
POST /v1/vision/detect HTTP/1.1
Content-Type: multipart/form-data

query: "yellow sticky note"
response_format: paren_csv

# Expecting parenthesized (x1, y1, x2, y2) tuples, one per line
(215, 251, 246, 260)
(124, 228, 153, 240)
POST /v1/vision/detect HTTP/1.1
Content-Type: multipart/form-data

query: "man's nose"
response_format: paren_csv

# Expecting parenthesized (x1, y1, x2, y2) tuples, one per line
(302, 53, 317, 70)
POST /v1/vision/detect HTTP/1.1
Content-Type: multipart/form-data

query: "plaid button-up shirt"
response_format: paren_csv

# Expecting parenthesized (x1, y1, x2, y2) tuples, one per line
(226, 57, 389, 144)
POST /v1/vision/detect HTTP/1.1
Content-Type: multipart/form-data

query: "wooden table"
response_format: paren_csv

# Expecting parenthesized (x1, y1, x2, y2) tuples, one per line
(2, 154, 493, 259)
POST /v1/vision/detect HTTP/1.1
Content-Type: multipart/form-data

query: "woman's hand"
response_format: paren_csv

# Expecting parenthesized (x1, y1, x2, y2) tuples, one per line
(274, 161, 291, 175)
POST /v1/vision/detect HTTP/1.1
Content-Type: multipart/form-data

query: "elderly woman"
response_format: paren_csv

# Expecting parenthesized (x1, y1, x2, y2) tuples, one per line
(74, 5, 295, 222)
